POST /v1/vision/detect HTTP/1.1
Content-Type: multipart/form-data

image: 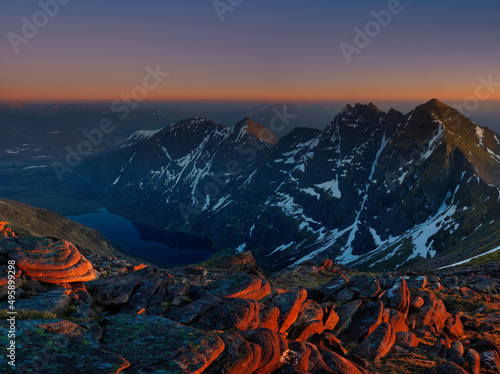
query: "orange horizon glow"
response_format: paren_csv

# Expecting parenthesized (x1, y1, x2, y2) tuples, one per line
(2, 86, 500, 104)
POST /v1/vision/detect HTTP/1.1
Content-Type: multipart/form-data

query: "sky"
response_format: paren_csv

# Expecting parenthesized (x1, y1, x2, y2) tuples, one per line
(1, 0, 500, 104)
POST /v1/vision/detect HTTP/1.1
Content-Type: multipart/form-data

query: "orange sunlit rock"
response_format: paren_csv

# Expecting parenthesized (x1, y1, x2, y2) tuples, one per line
(133, 264, 148, 271)
(7, 237, 97, 284)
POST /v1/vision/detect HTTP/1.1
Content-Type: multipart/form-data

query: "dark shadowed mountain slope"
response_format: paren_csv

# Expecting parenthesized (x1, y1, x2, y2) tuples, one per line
(69, 100, 500, 272)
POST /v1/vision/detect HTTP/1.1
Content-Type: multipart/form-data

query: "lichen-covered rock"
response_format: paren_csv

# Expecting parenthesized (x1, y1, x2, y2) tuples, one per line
(323, 304, 339, 331)
(207, 272, 271, 300)
(352, 322, 396, 363)
(192, 297, 260, 331)
(383, 308, 409, 333)
(288, 341, 335, 373)
(444, 314, 464, 339)
(7, 237, 82, 269)
(205, 331, 261, 374)
(266, 289, 307, 333)
(0, 319, 129, 373)
(339, 301, 383, 344)
(384, 277, 410, 314)
(87, 265, 157, 306)
(165, 294, 222, 324)
(349, 274, 380, 299)
(289, 320, 324, 342)
(0, 289, 70, 315)
(4, 237, 96, 284)
(395, 331, 419, 350)
(258, 303, 280, 331)
(321, 274, 349, 298)
(120, 275, 164, 314)
(241, 328, 288, 374)
(101, 314, 224, 374)
(409, 290, 450, 334)
(332, 299, 362, 336)
(310, 331, 347, 356)
(317, 346, 364, 374)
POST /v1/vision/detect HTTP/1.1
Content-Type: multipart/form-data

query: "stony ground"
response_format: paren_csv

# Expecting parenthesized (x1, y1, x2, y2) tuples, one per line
(1, 223, 500, 373)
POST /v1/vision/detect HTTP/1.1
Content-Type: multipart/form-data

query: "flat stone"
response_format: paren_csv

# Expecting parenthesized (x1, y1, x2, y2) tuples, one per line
(349, 275, 380, 299)
(0, 289, 70, 315)
(87, 265, 156, 306)
(0, 319, 129, 373)
(120, 275, 163, 314)
(101, 314, 224, 373)
(165, 294, 222, 324)
(321, 274, 349, 297)
(339, 301, 383, 344)
(204, 331, 261, 374)
(193, 297, 260, 331)
(332, 299, 362, 336)
(207, 272, 271, 300)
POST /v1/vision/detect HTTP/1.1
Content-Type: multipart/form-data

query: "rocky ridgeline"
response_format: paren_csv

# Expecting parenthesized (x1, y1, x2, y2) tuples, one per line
(0, 226, 500, 373)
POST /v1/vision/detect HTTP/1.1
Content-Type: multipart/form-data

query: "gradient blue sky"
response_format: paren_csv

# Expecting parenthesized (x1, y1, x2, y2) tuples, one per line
(1, 0, 500, 102)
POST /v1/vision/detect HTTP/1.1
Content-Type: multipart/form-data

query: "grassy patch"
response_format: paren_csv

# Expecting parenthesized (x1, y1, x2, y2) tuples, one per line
(373, 354, 441, 374)
(0, 309, 57, 320)
(435, 292, 486, 315)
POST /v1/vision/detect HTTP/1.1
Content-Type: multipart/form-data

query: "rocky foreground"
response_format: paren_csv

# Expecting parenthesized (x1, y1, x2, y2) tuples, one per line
(1, 222, 500, 373)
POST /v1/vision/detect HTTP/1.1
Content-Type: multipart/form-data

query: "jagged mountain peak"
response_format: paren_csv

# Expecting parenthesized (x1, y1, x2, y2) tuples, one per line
(72, 99, 500, 273)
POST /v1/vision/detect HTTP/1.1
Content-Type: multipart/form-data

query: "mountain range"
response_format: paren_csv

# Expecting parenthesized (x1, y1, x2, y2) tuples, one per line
(64, 99, 500, 272)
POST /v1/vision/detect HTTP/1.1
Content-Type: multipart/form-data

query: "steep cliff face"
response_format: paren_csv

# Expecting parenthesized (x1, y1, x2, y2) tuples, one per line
(71, 100, 500, 271)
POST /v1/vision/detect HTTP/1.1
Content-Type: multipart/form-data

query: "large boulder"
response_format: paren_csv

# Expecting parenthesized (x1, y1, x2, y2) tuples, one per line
(6, 238, 94, 282)
(241, 328, 288, 374)
(193, 297, 260, 331)
(266, 289, 307, 333)
(101, 314, 224, 373)
(4, 237, 96, 283)
(207, 272, 271, 300)
(349, 275, 381, 299)
(339, 301, 383, 344)
(352, 322, 396, 363)
(408, 290, 450, 334)
(87, 265, 157, 306)
(0, 319, 129, 373)
(205, 331, 261, 374)
(332, 299, 362, 336)
(383, 277, 410, 314)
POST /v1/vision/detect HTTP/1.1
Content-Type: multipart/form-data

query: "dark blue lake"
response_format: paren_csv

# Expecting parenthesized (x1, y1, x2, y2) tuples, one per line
(67, 208, 213, 266)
